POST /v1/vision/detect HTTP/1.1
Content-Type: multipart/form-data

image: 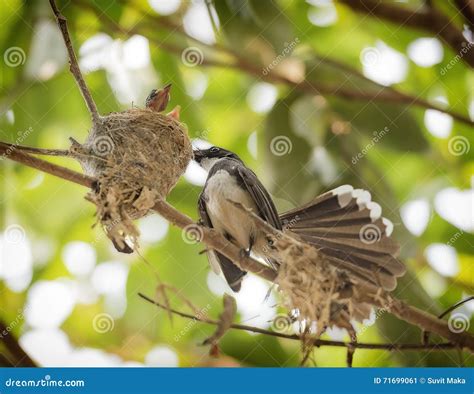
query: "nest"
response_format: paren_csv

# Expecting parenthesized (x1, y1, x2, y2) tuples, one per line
(231, 202, 376, 336)
(71, 108, 192, 252)
(276, 247, 374, 335)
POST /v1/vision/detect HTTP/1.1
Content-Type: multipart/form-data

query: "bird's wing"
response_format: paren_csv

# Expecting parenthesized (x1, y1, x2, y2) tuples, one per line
(236, 166, 282, 230)
(198, 191, 246, 292)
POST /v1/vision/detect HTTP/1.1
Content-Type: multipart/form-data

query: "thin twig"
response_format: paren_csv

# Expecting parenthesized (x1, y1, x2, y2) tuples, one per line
(0, 143, 94, 188)
(0, 142, 70, 157)
(138, 293, 460, 352)
(49, 0, 101, 124)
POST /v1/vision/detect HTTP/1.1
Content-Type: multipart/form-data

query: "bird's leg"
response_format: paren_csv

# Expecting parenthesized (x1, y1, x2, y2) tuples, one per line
(240, 234, 255, 258)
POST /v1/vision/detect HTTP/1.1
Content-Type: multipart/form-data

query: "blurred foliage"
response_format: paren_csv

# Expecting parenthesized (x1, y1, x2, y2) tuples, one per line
(0, 0, 473, 367)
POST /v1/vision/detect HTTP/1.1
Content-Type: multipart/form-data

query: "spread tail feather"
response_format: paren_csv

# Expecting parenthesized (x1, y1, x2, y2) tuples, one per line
(280, 185, 406, 291)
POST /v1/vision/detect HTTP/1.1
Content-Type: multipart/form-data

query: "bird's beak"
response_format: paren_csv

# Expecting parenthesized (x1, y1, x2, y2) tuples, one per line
(193, 148, 204, 163)
(149, 83, 172, 112)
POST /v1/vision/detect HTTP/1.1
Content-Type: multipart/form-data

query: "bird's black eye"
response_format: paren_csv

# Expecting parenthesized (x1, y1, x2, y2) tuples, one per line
(210, 147, 219, 153)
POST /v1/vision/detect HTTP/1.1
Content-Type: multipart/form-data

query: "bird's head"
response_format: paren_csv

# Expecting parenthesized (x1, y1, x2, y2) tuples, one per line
(193, 146, 242, 171)
(145, 83, 172, 112)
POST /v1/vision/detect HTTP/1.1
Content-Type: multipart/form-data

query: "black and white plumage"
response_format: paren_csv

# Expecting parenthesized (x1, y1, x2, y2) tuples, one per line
(195, 146, 406, 292)
(195, 147, 281, 291)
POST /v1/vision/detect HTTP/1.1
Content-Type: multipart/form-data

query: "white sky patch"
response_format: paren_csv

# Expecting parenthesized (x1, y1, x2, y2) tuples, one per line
(123, 35, 151, 70)
(425, 243, 459, 277)
(424, 109, 453, 138)
(148, 0, 181, 15)
(434, 187, 474, 232)
(400, 198, 430, 236)
(361, 41, 408, 86)
(26, 20, 67, 81)
(0, 229, 33, 292)
(192, 138, 212, 150)
(184, 160, 208, 186)
(79, 34, 158, 105)
(65, 348, 122, 367)
(137, 215, 169, 243)
(20, 329, 73, 366)
(79, 33, 113, 72)
(407, 38, 443, 67)
(307, 2, 338, 27)
(247, 83, 278, 114)
(92, 261, 129, 296)
(419, 270, 447, 298)
(183, 1, 217, 45)
(247, 131, 258, 159)
(208, 271, 277, 330)
(184, 70, 208, 100)
(145, 345, 179, 367)
(25, 280, 76, 328)
(62, 241, 96, 277)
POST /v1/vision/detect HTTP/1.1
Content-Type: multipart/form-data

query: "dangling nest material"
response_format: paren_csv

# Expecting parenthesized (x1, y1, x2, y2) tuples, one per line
(71, 108, 192, 252)
(231, 202, 378, 335)
(276, 248, 374, 335)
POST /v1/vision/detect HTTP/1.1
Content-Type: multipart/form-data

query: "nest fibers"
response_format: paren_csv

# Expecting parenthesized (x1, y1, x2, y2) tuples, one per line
(71, 108, 192, 252)
(232, 202, 379, 335)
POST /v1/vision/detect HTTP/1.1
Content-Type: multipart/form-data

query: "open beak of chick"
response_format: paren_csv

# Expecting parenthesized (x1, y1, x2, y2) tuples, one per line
(145, 84, 181, 121)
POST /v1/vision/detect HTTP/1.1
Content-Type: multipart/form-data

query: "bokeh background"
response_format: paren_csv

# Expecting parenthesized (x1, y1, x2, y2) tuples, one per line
(0, 0, 473, 367)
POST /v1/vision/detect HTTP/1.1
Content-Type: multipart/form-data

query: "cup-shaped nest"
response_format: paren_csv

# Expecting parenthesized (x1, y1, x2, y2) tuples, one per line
(72, 108, 192, 252)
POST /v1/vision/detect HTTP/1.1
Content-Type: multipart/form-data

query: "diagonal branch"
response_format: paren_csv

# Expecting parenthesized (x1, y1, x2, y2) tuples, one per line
(49, 0, 101, 124)
(1, 142, 474, 352)
(339, 0, 474, 68)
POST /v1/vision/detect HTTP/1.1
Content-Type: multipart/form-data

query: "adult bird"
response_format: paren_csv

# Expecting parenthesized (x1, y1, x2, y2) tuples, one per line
(194, 146, 281, 291)
(194, 146, 405, 292)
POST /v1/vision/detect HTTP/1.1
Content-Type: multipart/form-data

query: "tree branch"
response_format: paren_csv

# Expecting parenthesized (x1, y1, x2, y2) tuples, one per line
(49, 0, 101, 124)
(137, 293, 460, 353)
(0, 320, 36, 367)
(339, 0, 474, 68)
(1, 142, 473, 353)
(76, 0, 474, 127)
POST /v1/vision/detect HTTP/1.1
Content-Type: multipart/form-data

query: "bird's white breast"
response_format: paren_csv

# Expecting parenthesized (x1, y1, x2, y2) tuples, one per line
(205, 170, 257, 248)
